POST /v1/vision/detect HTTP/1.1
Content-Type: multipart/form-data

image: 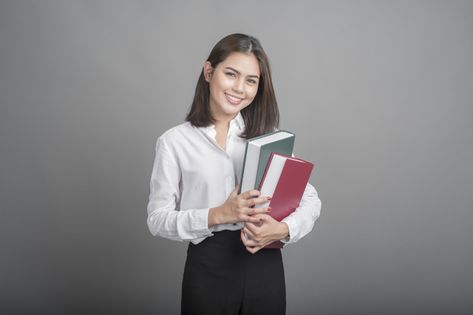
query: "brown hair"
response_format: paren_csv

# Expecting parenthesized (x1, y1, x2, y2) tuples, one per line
(185, 33, 279, 139)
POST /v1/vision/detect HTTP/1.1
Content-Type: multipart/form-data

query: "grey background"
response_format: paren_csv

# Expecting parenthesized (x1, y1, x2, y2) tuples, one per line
(1, 1, 472, 314)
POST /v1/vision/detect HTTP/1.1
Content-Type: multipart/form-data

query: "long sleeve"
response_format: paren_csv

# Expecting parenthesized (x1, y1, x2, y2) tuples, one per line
(147, 136, 213, 242)
(281, 182, 321, 245)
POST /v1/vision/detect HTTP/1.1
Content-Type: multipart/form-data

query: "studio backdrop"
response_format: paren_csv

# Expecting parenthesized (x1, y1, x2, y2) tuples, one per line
(1, 1, 472, 314)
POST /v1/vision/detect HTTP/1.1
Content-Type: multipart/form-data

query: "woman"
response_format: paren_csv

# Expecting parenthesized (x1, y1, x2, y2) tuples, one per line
(147, 33, 321, 315)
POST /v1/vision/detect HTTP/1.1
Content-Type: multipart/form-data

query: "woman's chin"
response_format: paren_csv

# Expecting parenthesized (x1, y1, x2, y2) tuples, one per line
(221, 104, 242, 115)
(211, 101, 250, 120)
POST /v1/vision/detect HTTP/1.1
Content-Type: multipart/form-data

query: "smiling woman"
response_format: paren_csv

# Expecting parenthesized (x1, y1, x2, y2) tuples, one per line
(205, 52, 260, 123)
(204, 52, 261, 150)
(147, 33, 321, 315)
(186, 33, 279, 139)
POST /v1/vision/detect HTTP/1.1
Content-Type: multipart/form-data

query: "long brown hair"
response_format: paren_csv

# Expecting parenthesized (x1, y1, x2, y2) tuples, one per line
(185, 33, 279, 139)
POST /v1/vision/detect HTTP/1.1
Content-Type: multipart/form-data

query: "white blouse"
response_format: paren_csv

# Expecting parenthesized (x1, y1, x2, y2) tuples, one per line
(147, 113, 321, 245)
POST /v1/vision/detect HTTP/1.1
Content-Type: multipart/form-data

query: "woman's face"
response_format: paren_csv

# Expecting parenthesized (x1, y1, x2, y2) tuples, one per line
(204, 52, 260, 122)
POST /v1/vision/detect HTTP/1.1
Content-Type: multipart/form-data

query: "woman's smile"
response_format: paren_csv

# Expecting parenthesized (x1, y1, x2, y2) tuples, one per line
(205, 52, 260, 121)
(224, 92, 244, 105)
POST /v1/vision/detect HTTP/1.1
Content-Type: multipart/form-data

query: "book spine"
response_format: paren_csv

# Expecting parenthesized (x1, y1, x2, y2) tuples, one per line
(258, 152, 276, 190)
(238, 141, 250, 194)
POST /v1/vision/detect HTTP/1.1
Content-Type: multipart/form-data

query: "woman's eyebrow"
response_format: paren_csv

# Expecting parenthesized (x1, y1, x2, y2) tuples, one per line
(225, 67, 259, 79)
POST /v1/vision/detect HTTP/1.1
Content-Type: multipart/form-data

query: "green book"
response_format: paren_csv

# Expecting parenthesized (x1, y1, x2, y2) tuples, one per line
(239, 130, 295, 193)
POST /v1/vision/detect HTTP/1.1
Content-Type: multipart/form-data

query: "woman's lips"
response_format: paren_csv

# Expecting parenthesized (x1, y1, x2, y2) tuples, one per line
(225, 93, 243, 105)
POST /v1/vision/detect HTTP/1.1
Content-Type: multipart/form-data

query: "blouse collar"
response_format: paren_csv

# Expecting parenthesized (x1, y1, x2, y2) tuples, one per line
(200, 112, 245, 141)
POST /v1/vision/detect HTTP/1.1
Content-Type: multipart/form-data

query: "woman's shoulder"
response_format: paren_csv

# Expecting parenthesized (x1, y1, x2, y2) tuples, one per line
(156, 121, 198, 147)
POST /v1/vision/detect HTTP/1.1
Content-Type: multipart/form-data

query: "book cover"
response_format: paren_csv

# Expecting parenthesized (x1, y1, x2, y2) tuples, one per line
(257, 153, 314, 248)
(254, 135, 295, 190)
(239, 130, 294, 193)
(255, 153, 286, 209)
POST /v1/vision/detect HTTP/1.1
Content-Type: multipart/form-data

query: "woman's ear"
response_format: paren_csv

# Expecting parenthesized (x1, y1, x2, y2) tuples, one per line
(203, 61, 213, 82)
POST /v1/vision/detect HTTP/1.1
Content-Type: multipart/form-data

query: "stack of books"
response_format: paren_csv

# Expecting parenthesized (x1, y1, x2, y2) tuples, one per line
(239, 130, 314, 248)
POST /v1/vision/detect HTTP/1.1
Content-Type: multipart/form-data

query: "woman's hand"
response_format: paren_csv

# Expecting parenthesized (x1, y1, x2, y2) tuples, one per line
(208, 186, 271, 226)
(240, 214, 289, 254)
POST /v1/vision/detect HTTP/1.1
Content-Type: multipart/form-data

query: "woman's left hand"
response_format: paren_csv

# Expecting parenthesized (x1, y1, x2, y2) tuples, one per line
(240, 214, 289, 254)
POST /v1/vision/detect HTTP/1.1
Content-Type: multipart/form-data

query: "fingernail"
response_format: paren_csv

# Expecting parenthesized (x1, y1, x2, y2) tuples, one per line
(268, 207, 272, 212)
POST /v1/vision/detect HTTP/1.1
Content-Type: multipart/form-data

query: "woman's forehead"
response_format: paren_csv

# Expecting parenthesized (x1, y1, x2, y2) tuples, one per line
(218, 52, 260, 75)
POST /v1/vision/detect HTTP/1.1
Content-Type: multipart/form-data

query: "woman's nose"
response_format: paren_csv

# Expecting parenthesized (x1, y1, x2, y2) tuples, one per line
(232, 78, 244, 94)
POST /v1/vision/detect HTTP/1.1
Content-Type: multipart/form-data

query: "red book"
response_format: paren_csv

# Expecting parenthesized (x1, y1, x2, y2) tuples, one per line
(256, 153, 314, 248)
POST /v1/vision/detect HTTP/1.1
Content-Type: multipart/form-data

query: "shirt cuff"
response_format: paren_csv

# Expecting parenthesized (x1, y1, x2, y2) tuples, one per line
(280, 217, 296, 244)
(177, 208, 213, 241)
(194, 208, 214, 235)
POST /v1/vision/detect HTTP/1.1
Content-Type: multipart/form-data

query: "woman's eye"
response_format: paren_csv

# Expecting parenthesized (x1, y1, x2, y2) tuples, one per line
(248, 79, 257, 85)
(226, 72, 236, 77)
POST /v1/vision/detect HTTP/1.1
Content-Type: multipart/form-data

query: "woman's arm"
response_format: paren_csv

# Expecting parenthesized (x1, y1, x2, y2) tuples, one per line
(147, 137, 212, 241)
(208, 188, 271, 226)
(147, 137, 270, 242)
(240, 182, 321, 252)
(280, 182, 321, 244)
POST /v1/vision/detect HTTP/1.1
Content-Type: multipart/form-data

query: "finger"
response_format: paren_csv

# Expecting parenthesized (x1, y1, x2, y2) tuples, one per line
(240, 231, 251, 246)
(245, 214, 273, 229)
(240, 229, 246, 243)
(247, 213, 266, 220)
(244, 224, 260, 238)
(242, 237, 258, 248)
(245, 207, 271, 216)
(242, 228, 267, 248)
(245, 196, 271, 207)
(243, 226, 257, 239)
(244, 220, 263, 229)
(240, 230, 255, 247)
(246, 245, 261, 254)
(243, 214, 265, 224)
(241, 189, 260, 200)
(257, 213, 273, 223)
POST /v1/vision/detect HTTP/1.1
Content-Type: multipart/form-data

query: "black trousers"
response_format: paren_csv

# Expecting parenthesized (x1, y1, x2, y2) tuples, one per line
(181, 230, 286, 315)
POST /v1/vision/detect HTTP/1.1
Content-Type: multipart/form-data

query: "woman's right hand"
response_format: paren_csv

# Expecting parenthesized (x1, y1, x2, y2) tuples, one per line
(208, 186, 271, 227)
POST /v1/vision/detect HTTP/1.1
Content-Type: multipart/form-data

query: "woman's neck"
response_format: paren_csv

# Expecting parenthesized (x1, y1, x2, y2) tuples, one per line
(213, 119, 232, 151)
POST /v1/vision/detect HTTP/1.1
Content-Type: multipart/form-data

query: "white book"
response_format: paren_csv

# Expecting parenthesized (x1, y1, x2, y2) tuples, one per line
(239, 130, 295, 194)
(254, 153, 287, 209)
